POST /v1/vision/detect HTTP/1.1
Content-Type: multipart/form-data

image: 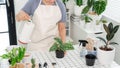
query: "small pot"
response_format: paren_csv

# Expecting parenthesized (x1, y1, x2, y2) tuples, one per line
(10, 63, 24, 68)
(56, 50, 64, 58)
(85, 54, 96, 66)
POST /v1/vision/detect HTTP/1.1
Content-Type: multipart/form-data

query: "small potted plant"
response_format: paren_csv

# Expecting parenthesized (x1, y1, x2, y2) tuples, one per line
(81, 0, 107, 24)
(49, 37, 74, 58)
(97, 22, 119, 65)
(0, 46, 26, 68)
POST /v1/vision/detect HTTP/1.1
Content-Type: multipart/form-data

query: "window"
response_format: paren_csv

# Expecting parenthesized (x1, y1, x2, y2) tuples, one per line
(0, 0, 17, 55)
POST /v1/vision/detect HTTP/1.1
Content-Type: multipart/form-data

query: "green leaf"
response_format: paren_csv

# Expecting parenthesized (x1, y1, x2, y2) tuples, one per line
(109, 42, 119, 45)
(108, 22, 113, 33)
(96, 37, 107, 45)
(113, 25, 119, 33)
(93, 1, 106, 15)
(109, 32, 115, 41)
(63, 42, 74, 50)
(54, 37, 63, 46)
(82, 6, 90, 14)
(87, 0, 94, 7)
(76, 0, 83, 6)
(85, 15, 92, 23)
(49, 43, 58, 51)
(0, 54, 10, 59)
(103, 24, 110, 34)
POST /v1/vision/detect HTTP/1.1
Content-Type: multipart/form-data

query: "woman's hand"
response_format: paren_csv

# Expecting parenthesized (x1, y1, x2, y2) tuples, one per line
(16, 10, 30, 21)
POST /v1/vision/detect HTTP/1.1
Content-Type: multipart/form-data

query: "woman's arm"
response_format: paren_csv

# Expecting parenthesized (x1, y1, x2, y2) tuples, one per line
(16, 0, 38, 21)
(58, 22, 66, 43)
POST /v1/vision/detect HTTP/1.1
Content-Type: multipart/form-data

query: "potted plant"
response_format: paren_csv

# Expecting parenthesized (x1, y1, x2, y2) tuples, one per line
(82, 0, 107, 15)
(81, 0, 107, 24)
(49, 37, 74, 58)
(0, 46, 26, 68)
(97, 22, 119, 65)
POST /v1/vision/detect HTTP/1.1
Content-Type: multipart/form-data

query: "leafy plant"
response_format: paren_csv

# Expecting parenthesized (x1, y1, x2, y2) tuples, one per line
(82, 0, 107, 15)
(0, 46, 26, 66)
(97, 22, 119, 49)
(49, 37, 74, 52)
(76, 0, 83, 6)
(31, 58, 35, 68)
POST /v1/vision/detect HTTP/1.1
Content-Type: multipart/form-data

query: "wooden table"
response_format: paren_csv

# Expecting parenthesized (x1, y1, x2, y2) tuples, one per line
(29, 45, 120, 68)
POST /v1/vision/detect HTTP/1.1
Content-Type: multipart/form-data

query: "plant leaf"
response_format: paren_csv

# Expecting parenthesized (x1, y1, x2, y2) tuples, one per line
(96, 37, 107, 45)
(54, 37, 63, 46)
(113, 25, 119, 33)
(49, 42, 58, 51)
(93, 1, 106, 15)
(108, 22, 113, 33)
(82, 6, 90, 14)
(109, 32, 115, 41)
(109, 42, 119, 45)
(63, 42, 74, 50)
(103, 24, 110, 34)
(76, 0, 83, 6)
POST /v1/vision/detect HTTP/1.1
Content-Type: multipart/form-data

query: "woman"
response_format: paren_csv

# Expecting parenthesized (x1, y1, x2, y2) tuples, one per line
(16, 0, 66, 51)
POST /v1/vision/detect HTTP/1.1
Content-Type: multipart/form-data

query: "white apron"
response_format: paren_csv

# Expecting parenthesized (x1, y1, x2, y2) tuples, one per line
(28, 0, 62, 52)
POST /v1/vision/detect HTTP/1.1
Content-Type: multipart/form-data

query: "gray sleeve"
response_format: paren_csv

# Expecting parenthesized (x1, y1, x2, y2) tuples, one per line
(57, 0, 67, 23)
(22, 0, 40, 16)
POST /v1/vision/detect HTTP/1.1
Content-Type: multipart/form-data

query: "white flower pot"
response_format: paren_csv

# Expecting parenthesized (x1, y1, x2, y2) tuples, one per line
(97, 46, 115, 65)
(74, 5, 85, 16)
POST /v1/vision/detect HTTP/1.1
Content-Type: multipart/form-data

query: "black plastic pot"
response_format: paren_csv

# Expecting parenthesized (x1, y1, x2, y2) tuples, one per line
(85, 54, 96, 66)
(56, 50, 64, 58)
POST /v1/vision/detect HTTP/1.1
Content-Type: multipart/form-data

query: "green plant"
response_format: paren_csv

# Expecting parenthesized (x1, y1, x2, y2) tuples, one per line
(49, 37, 74, 52)
(76, 0, 83, 6)
(82, 0, 107, 15)
(0, 47, 26, 66)
(97, 22, 119, 49)
(31, 58, 35, 68)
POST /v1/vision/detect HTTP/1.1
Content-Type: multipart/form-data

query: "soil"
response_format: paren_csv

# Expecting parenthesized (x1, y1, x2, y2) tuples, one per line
(100, 47, 113, 51)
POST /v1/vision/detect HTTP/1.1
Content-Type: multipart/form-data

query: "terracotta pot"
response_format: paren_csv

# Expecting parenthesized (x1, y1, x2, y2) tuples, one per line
(10, 63, 24, 68)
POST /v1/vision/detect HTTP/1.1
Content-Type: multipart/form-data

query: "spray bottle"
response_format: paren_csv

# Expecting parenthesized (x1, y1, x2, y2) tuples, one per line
(78, 40, 88, 57)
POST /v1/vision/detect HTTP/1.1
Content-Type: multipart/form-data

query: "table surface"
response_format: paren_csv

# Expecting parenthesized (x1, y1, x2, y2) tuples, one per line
(29, 45, 120, 68)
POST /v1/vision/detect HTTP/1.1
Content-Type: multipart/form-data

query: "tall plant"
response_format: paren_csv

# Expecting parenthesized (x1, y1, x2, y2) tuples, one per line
(97, 22, 119, 50)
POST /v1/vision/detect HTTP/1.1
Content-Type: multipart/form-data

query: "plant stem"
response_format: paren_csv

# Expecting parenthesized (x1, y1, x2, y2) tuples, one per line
(106, 41, 109, 48)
